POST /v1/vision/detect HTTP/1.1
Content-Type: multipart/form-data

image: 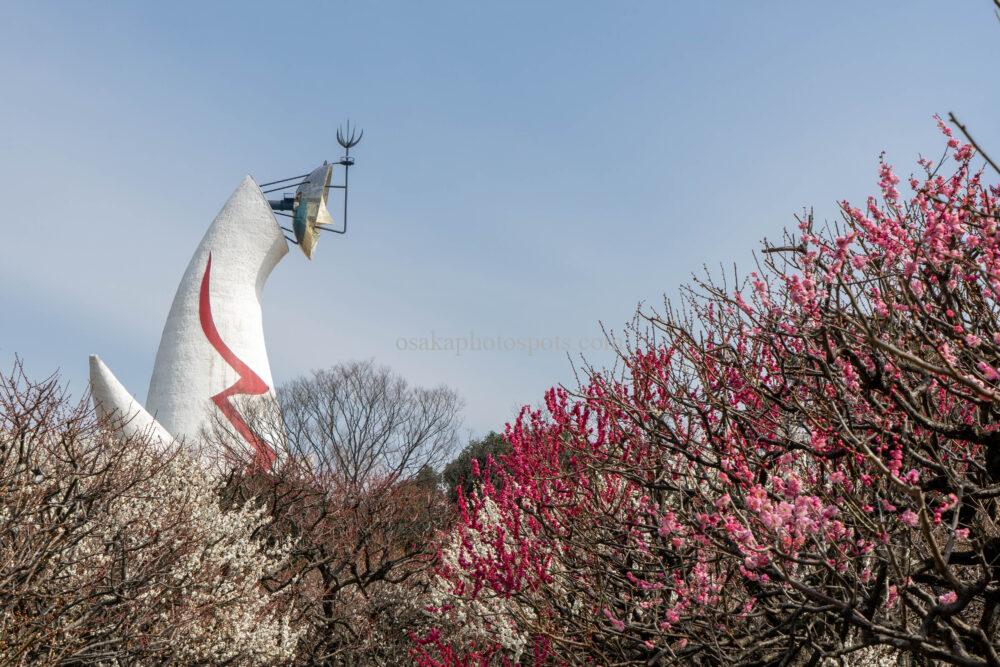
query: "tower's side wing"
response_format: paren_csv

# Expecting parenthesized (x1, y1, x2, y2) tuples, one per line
(90, 355, 173, 450)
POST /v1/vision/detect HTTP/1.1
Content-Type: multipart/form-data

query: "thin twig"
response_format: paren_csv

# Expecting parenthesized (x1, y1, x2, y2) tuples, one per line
(948, 112, 1000, 176)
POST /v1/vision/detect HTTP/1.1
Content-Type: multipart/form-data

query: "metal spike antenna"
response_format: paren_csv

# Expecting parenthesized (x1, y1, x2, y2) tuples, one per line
(337, 119, 364, 156)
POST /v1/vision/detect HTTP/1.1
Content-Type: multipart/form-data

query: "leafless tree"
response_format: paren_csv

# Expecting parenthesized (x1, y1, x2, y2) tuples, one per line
(281, 360, 461, 487)
(220, 360, 464, 664)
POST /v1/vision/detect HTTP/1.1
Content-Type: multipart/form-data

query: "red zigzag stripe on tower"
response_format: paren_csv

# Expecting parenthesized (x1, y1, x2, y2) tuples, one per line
(198, 253, 277, 469)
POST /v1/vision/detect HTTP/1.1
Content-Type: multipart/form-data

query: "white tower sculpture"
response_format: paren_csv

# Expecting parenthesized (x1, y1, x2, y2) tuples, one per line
(90, 177, 286, 467)
(88, 135, 359, 469)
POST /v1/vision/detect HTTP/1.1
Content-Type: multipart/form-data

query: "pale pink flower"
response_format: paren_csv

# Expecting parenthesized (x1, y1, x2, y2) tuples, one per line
(938, 591, 958, 605)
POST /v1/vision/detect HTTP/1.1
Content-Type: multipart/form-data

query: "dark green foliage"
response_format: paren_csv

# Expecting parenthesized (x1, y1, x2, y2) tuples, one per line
(413, 463, 442, 493)
(441, 431, 510, 502)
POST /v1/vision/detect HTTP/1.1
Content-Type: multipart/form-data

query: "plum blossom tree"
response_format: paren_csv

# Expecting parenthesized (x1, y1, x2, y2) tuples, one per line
(0, 361, 301, 665)
(414, 121, 1000, 666)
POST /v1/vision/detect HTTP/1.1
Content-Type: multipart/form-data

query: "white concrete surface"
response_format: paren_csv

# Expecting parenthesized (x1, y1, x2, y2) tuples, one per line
(89, 354, 173, 450)
(91, 176, 289, 465)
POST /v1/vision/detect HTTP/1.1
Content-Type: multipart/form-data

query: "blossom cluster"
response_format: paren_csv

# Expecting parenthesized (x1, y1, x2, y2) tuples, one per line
(0, 366, 301, 665)
(414, 122, 1000, 665)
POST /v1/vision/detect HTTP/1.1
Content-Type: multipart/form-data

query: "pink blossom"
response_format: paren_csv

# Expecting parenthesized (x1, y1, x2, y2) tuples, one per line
(977, 361, 999, 381)
(887, 585, 899, 608)
(938, 591, 958, 605)
(602, 608, 625, 632)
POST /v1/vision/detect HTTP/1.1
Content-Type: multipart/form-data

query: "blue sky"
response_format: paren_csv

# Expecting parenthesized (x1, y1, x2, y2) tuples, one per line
(2, 1, 998, 439)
